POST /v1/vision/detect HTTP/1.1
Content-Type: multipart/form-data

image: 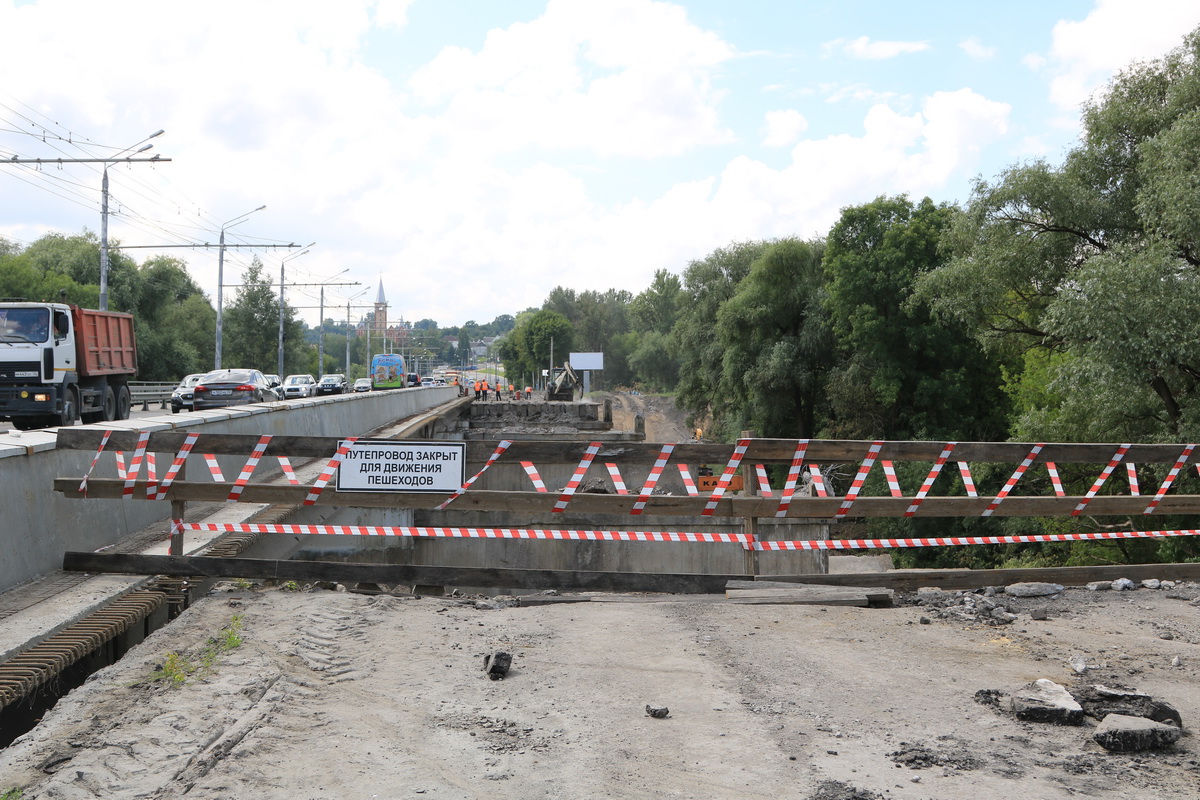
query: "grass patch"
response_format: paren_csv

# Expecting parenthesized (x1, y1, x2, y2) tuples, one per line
(279, 580, 301, 592)
(149, 615, 244, 687)
(2, 788, 24, 800)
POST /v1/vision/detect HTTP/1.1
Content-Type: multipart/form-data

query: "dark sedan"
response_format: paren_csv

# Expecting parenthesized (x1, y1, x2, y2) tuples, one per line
(191, 369, 275, 410)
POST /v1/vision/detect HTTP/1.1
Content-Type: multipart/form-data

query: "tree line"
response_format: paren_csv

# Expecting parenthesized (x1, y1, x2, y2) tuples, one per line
(497, 27, 1200, 568)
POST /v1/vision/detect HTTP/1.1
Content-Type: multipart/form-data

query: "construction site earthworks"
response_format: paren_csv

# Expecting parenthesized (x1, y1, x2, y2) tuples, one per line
(1, 394, 1199, 799)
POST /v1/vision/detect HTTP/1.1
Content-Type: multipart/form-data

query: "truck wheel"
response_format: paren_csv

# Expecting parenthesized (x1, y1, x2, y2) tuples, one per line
(116, 385, 132, 420)
(54, 387, 79, 427)
(100, 386, 117, 421)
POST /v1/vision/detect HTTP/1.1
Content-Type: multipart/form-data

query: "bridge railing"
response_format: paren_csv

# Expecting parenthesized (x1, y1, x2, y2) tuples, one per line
(127, 381, 178, 411)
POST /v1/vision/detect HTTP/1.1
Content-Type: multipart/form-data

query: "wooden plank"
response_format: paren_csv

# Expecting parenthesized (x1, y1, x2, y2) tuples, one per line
(726, 579, 894, 603)
(61, 552, 748, 594)
(51, 477, 1200, 518)
(724, 589, 870, 607)
(55, 428, 1200, 466)
(759, 562, 1200, 591)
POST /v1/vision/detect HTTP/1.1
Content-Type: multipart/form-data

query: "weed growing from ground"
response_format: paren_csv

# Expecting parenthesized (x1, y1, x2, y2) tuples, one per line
(149, 615, 244, 687)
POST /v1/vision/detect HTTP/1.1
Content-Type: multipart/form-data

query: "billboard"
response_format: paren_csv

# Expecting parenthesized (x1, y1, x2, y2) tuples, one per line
(569, 352, 604, 370)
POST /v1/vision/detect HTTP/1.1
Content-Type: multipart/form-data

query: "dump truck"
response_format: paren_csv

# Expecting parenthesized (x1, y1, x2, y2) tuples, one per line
(0, 301, 138, 429)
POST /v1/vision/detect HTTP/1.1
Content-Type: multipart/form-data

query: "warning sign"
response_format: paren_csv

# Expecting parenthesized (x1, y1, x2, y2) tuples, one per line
(335, 440, 466, 493)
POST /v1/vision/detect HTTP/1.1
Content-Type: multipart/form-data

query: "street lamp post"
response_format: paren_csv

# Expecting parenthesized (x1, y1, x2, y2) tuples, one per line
(215, 204, 266, 369)
(278, 243, 315, 378)
(100, 129, 165, 310)
(317, 268, 349, 377)
(345, 288, 368, 377)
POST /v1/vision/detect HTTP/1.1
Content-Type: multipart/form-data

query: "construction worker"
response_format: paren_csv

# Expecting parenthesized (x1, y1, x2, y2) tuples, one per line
(525, 385, 533, 400)
(481, 379, 490, 400)
(508, 383, 516, 400)
(473, 379, 481, 400)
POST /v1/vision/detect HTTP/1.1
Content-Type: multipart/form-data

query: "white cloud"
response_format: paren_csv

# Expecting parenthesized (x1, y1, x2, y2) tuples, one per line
(824, 36, 930, 60)
(762, 110, 809, 147)
(1044, 0, 1200, 110)
(409, 0, 735, 158)
(959, 36, 996, 60)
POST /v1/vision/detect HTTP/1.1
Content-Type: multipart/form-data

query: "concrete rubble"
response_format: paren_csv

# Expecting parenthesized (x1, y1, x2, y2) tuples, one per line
(1010, 679, 1085, 724)
(1092, 714, 1183, 752)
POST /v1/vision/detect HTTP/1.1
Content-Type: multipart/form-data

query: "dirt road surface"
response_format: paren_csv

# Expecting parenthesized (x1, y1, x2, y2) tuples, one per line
(1, 582, 1198, 799)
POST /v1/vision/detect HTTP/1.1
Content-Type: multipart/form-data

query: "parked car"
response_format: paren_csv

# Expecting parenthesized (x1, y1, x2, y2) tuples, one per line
(191, 369, 274, 410)
(263, 374, 285, 400)
(282, 374, 317, 399)
(316, 374, 347, 395)
(170, 373, 208, 414)
(353, 377, 372, 393)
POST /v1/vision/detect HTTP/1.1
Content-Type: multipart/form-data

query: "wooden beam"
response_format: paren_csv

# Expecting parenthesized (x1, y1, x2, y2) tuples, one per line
(55, 428, 1200, 466)
(758, 562, 1200, 591)
(52, 477, 1200, 518)
(61, 552, 746, 594)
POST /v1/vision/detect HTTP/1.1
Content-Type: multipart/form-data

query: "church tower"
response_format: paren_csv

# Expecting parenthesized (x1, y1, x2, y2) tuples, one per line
(373, 278, 388, 345)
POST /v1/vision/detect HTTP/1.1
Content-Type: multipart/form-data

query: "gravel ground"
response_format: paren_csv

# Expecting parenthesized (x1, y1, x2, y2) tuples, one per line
(1, 580, 1198, 799)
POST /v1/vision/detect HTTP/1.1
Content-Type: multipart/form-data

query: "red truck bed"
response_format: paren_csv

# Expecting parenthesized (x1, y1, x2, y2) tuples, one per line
(72, 306, 138, 376)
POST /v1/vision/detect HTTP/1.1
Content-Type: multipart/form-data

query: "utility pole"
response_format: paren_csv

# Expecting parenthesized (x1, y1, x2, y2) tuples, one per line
(279, 244, 315, 377)
(3, 137, 170, 310)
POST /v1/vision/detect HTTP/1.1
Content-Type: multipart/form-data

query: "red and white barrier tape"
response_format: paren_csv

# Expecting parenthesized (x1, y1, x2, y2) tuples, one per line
(755, 464, 772, 497)
(905, 443, 956, 517)
(553, 442, 601, 513)
(153, 432, 200, 500)
(775, 440, 809, 518)
(435, 439, 510, 510)
(304, 437, 358, 506)
(958, 462, 978, 497)
(702, 439, 748, 516)
(114, 451, 127, 480)
(278, 456, 300, 485)
(521, 461, 548, 493)
(606, 463, 629, 495)
(810, 464, 829, 497)
(1046, 461, 1065, 497)
(834, 441, 883, 520)
(1072, 444, 1130, 516)
(677, 465, 698, 496)
(228, 435, 272, 502)
(1144, 444, 1195, 515)
(632, 444, 674, 515)
(177, 521, 752, 544)
(79, 429, 113, 494)
(881, 460, 902, 498)
(981, 443, 1043, 517)
(1128, 463, 1140, 496)
(121, 432, 152, 498)
(752, 528, 1200, 551)
(203, 453, 224, 482)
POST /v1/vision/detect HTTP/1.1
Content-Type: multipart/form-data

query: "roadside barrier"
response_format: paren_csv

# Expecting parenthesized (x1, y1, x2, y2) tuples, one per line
(56, 432, 1200, 559)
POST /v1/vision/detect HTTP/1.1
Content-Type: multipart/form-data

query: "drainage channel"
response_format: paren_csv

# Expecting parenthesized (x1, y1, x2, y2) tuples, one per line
(0, 503, 299, 749)
(0, 402, 470, 749)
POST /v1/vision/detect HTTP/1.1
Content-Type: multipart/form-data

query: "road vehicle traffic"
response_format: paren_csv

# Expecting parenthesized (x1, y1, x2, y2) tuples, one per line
(369, 354, 406, 389)
(353, 377, 372, 392)
(170, 373, 207, 413)
(191, 369, 274, 410)
(0, 301, 137, 429)
(282, 374, 317, 399)
(316, 374, 346, 395)
(262, 374, 285, 400)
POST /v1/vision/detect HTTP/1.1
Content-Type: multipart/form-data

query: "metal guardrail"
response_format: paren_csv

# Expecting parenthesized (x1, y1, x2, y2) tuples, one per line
(127, 381, 178, 410)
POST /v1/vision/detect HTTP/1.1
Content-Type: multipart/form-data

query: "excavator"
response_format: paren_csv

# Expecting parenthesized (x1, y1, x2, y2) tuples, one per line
(545, 362, 581, 401)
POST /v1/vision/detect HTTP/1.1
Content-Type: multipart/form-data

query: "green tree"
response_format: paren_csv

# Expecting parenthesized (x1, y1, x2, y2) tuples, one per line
(916, 26, 1200, 443)
(673, 241, 771, 432)
(714, 238, 834, 439)
(823, 196, 1007, 440)
(224, 258, 306, 373)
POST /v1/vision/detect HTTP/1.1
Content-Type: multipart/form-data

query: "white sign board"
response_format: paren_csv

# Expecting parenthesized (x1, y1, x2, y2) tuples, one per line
(335, 440, 466, 492)
(570, 351, 604, 370)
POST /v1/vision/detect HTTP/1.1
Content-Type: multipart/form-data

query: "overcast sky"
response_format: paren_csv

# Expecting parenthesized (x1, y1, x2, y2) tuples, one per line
(2, 0, 1198, 329)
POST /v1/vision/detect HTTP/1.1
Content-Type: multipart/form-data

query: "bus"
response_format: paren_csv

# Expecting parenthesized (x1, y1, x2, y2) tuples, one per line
(370, 353, 407, 390)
